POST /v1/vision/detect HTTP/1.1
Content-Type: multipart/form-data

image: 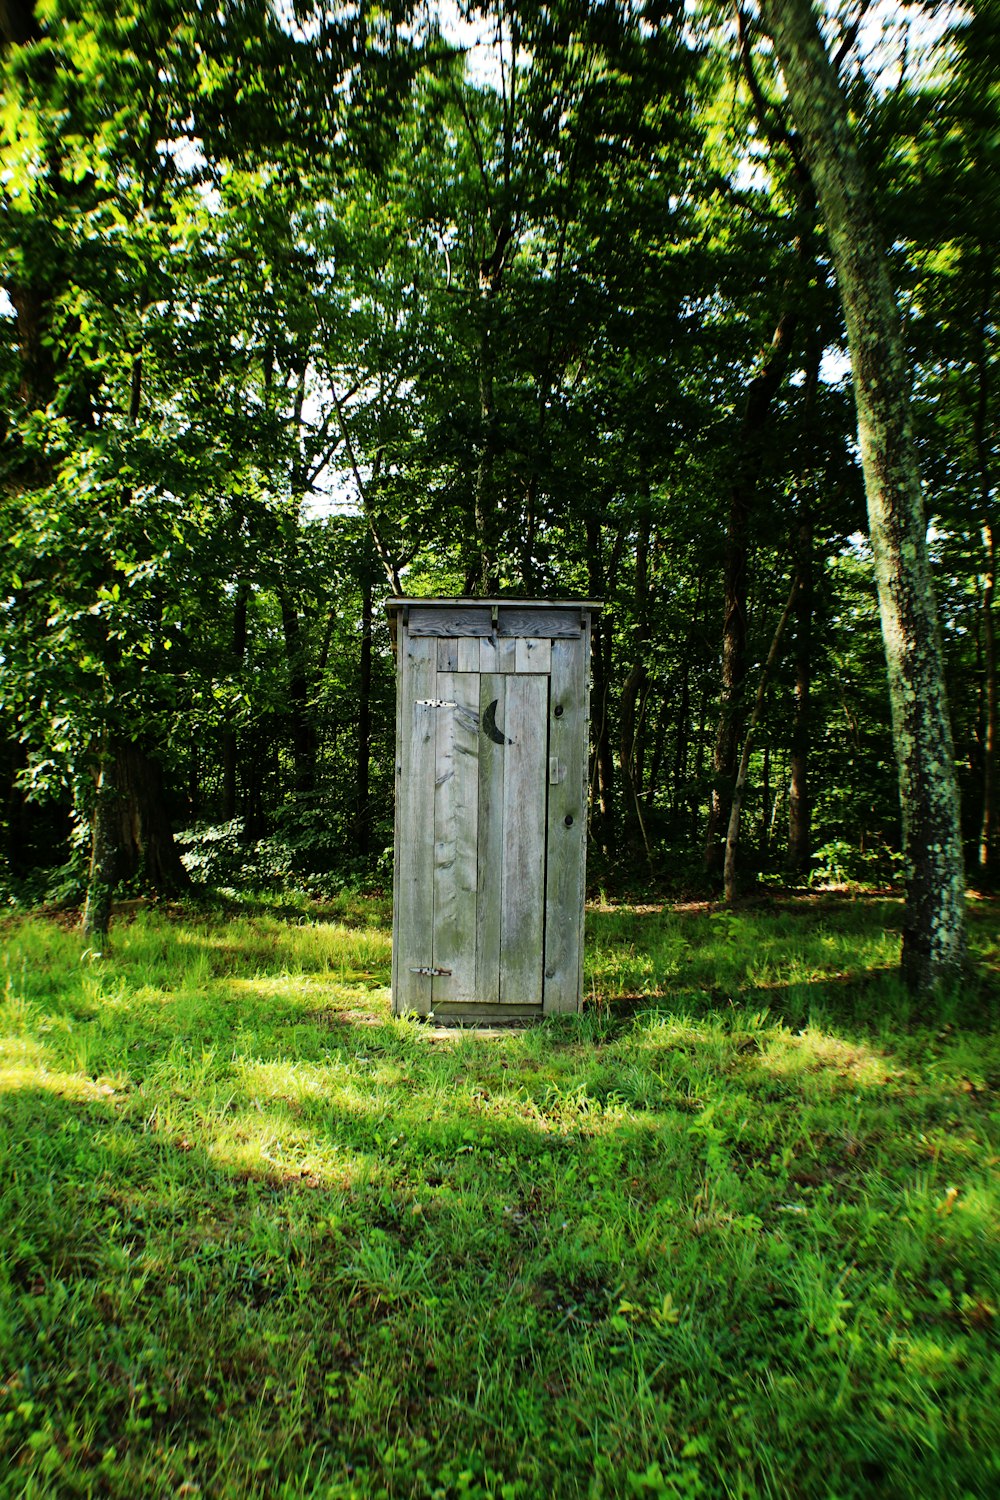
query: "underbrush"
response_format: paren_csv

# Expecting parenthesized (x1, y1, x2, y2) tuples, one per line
(0, 895, 997, 1498)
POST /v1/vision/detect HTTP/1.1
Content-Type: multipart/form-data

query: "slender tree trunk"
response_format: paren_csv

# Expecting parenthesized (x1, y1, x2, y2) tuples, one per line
(473, 307, 500, 594)
(769, 772, 785, 851)
(973, 261, 996, 874)
(589, 619, 615, 848)
(724, 576, 799, 902)
(761, 0, 966, 988)
(279, 588, 315, 796)
(981, 518, 997, 874)
(585, 515, 617, 848)
(356, 563, 374, 856)
(221, 582, 250, 821)
(705, 305, 800, 872)
(645, 700, 668, 812)
(760, 742, 771, 859)
(82, 756, 120, 946)
(620, 509, 651, 849)
(787, 519, 813, 873)
(671, 655, 691, 822)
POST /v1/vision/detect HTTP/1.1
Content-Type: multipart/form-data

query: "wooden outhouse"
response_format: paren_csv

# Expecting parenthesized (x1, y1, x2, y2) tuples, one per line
(388, 598, 600, 1021)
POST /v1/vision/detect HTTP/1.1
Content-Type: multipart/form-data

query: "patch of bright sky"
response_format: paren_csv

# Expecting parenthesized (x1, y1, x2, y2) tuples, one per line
(431, 1, 515, 90)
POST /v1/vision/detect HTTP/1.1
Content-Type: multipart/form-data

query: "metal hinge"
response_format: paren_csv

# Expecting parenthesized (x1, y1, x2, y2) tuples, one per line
(409, 966, 453, 977)
(416, 699, 458, 709)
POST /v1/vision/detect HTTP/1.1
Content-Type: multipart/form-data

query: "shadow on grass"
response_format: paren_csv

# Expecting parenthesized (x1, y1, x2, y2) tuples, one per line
(2, 950, 998, 1500)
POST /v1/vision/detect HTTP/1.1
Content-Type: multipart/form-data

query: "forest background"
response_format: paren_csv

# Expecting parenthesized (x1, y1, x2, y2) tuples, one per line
(1, 0, 997, 930)
(2, 6, 999, 1496)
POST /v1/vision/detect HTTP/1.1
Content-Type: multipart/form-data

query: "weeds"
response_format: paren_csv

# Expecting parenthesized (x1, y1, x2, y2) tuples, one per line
(0, 893, 997, 1497)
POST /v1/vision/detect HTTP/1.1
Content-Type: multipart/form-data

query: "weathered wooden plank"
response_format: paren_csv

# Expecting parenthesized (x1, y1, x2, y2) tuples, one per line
(480, 636, 516, 673)
(393, 636, 438, 1015)
(500, 674, 548, 1004)
(408, 604, 585, 638)
(408, 607, 492, 637)
(437, 638, 459, 672)
(497, 607, 583, 639)
(431, 673, 480, 1008)
(475, 674, 504, 1006)
(426, 1003, 542, 1021)
(513, 636, 551, 674)
(543, 634, 589, 1013)
(456, 637, 480, 672)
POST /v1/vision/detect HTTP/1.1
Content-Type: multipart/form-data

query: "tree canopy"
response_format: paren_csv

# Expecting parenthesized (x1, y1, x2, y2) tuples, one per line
(1, 1, 994, 986)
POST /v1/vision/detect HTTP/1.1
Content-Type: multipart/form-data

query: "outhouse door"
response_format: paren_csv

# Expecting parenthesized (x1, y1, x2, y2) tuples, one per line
(401, 651, 551, 1002)
(429, 666, 549, 1007)
(392, 603, 597, 1019)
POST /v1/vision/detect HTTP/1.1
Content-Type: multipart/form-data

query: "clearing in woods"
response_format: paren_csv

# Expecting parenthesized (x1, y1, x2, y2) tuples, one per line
(0, 891, 997, 1498)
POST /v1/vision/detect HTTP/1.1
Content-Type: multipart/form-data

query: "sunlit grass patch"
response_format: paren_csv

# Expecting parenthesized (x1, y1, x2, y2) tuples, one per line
(754, 1026, 901, 1088)
(0, 1061, 119, 1103)
(0, 895, 997, 1498)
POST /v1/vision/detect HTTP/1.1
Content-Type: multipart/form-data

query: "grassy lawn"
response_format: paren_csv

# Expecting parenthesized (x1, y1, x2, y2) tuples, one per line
(0, 892, 997, 1498)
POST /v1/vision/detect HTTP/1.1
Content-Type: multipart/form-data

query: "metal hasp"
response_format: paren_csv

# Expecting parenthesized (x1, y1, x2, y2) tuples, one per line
(387, 597, 602, 1022)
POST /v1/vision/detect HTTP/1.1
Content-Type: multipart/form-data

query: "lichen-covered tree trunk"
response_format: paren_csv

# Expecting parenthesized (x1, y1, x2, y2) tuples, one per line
(761, 0, 966, 988)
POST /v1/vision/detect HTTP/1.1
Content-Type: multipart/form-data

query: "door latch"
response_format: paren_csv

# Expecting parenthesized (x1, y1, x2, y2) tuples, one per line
(409, 966, 453, 977)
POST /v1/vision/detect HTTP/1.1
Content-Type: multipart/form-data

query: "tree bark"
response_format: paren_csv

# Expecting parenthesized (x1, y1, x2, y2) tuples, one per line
(973, 261, 996, 874)
(704, 304, 800, 872)
(787, 518, 813, 874)
(724, 575, 799, 902)
(113, 741, 190, 895)
(981, 516, 997, 874)
(620, 507, 652, 851)
(585, 515, 619, 848)
(221, 582, 250, 822)
(2, 736, 30, 876)
(761, 0, 966, 988)
(355, 561, 374, 856)
(278, 588, 316, 796)
(82, 758, 121, 946)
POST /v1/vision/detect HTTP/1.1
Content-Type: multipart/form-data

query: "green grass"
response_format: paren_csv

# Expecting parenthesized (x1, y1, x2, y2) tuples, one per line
(0, 892, 997, 1499)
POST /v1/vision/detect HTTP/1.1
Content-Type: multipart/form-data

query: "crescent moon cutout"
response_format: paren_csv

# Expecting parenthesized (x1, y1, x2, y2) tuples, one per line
(482, 699, 511, 746)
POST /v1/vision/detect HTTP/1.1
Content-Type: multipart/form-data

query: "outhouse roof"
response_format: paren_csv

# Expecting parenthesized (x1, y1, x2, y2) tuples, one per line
(386, 597, 602, 651)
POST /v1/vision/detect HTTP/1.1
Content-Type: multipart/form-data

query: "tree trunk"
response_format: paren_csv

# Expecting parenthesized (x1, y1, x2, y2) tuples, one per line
(761, 0, 966, 988)
(82, 757, 121, 946)
(787, 519, 813, 874)
(705, 304, 800, 872)
(981, 517, 997, 874)
(279, 588, 316, 796)
(724, 576, 799, 902)
(81, 737, 189, 941)
(356, 562, 374, 856)
(974, 262, 996, 874)
(472, 306, 500, 595)
(760, 742, 771, 860)
(585, 515, 617, 849)
(620, 508, 651, 850)
(221, 581, 250, 822)
(114, 740, 190, 895)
